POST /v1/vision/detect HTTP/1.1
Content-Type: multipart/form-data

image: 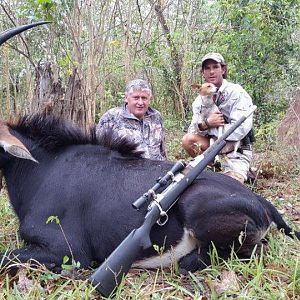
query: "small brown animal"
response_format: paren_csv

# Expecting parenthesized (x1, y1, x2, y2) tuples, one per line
(191, 82, 239, 158)
(191, 82, 221, 140)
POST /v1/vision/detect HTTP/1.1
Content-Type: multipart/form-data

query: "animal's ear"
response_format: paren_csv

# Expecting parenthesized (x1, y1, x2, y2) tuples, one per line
(0, 123, 38, 163)
(191, 84, 202, 93)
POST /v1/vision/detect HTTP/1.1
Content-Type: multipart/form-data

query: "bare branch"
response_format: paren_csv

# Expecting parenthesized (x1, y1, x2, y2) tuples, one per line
(5, 44, 36, 68)
(0, 3, 33, 63)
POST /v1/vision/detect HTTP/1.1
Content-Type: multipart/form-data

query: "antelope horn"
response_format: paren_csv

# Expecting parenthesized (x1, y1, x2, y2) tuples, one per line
(0, 122, 38, 163)
(0, 21, 51, 46)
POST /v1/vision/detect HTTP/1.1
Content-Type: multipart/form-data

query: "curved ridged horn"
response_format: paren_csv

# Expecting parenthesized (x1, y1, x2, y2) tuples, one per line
(0, 21, 51, 46)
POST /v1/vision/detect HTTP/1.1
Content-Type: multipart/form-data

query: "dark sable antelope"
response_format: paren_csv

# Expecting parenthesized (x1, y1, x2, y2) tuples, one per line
(0, 24, 299, 287)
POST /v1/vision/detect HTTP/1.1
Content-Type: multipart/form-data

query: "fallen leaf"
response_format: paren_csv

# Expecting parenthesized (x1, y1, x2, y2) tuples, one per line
(16, 268, 33, 295)
(214, 270, 240, 295)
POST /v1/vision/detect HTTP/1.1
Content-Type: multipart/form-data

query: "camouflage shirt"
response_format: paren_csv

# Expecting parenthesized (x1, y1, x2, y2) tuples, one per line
(96, 104, 166, 160)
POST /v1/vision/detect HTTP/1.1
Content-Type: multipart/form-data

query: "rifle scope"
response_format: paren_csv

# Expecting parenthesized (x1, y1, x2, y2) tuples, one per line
(132, 160, 186, 210)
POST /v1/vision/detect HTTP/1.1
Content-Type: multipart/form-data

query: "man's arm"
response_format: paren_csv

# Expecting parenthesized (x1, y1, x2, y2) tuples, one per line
(222, 89, 254, 141)
(96, 110, 116, 137)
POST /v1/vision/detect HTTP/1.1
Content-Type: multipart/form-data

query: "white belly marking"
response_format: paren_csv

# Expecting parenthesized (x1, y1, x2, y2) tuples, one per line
(133, 228, 198, 269)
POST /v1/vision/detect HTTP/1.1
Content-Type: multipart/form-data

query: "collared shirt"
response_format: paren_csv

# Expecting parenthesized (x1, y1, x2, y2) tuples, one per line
(188, 79, 254, 141)
(96, 104, 166, 160)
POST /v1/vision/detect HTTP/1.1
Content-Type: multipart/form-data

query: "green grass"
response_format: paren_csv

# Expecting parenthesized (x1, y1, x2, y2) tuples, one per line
(0, 126, 299, 299)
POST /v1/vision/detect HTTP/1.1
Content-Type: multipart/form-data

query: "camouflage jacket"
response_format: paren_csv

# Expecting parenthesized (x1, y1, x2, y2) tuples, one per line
(96, 104, 166, 160)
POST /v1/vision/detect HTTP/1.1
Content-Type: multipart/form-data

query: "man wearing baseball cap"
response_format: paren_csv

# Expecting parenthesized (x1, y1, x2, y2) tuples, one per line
(201, 52, 226, 64)
(182, 52, 255, 183)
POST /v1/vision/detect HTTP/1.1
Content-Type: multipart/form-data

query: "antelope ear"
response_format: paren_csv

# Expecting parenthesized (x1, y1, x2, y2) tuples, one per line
(0, 123, 38, 163)
(0, 21, 51, 46)
(191, 84, 202, 93)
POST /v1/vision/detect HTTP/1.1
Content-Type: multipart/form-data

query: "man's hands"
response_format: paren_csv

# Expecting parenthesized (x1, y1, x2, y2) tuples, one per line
(206, 112, 224, 128)
(198, 111, 224, 131)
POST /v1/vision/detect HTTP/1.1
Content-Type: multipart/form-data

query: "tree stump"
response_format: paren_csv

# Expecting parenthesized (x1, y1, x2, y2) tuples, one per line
(32, 61, 65, 115)
(32, 61, 94, 132)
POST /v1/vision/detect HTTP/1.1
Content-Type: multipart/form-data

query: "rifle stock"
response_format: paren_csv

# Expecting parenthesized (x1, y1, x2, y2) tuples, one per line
(90, 206, 160, 297)
(90, 106, 257, 297)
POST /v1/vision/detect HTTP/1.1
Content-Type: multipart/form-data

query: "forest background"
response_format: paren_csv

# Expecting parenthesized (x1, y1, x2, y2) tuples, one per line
(0, 0, 299, 142)
(0, 0, 300, 299)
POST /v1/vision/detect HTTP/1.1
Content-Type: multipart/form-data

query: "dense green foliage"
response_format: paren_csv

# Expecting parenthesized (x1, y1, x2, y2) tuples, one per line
(217, 0, 300, 124)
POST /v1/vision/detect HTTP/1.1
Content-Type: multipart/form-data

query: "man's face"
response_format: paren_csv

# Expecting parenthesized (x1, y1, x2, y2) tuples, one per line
(201, 60, 225, 88)
(125, 90, 152, 119)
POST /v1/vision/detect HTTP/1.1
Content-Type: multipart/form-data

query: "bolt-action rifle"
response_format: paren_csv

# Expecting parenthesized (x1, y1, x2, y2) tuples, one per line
(90, 106, 257, 297)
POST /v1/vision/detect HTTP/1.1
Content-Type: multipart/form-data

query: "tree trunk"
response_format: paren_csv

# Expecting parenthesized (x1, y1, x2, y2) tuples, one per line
(32, 61, 65, 115)
(62, 69, 88, 130)
(154, 3, 188, 118)
(32, 62, 92, 132)
(277, 88, 300, 160)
